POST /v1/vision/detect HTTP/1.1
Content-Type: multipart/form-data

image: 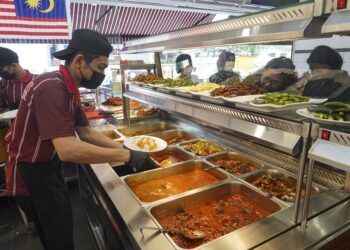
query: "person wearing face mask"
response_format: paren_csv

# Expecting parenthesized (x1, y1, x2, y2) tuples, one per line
(175, 54, 200, 83)
(5, 29, 156, 250)
(0, 47, 35, 111)
(287, 46, 350, 102)
(209, 51, 240, 84)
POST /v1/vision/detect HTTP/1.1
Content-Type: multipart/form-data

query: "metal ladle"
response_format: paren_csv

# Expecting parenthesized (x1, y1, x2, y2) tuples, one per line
(140, 226, 206, 240)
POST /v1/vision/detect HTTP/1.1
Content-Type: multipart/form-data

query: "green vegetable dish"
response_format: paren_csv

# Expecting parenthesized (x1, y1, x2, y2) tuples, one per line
(256, 93, 310, 106)
(308, 102, 350, 121)
(146, 78, 194, 87)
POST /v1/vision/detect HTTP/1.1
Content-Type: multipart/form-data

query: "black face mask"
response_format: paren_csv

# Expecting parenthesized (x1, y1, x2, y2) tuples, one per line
(0, 71, 16, 80)
(80, 63, 105, 89)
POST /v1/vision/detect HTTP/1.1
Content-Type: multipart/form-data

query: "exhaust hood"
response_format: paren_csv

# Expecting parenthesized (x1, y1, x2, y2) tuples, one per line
(122, 1, 328, 53)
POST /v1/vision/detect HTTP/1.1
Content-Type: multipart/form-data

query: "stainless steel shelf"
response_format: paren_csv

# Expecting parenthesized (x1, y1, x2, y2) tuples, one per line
(124, 84, 306, 156)
(126, 84, 304, 135)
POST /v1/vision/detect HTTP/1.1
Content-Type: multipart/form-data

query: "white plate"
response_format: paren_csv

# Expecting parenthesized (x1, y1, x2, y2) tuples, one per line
(296, 108, 350, 125)
(233, 95, 327, 112)
(145, 83, 164, 87)
(97, 105, 123, 112)
(190, 91, 225, 99)
(165, 86, 193, 92)
(124, 136, 167, 153)
(0, 109, 18, 120)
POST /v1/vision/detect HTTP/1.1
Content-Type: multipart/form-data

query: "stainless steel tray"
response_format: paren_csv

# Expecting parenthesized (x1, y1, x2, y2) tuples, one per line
(117, 121, 176, 137)
(100, 129, 121, 140)
(148, 129, 196, 144)
(178, 139, 226, 158)
(147, 180, 284, 250)
(205, 151, 264, 178)
(122, 160, 229, 206)
(150, 145, 194, 167)
(243, 168, 322, 204)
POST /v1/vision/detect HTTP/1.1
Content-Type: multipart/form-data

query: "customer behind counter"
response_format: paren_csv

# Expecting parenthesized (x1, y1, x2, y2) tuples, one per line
(5, 29, 156, 250)
(209, 51, 241, 84)
(175, 53, 200, 83)
(0, 47, 35, 111)
(244, 56, 298, 92)
(287, 45, 350, 102)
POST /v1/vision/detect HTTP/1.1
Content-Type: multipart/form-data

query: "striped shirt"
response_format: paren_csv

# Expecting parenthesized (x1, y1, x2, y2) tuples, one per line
(0, 70, 34, 110)
(5, 65, 89, 196)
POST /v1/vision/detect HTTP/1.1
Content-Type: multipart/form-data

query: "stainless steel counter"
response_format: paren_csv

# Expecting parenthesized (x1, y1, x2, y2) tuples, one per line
(82, 118, 350, 250)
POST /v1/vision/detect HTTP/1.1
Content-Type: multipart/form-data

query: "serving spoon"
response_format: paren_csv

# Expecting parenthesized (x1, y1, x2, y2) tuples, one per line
(140, 226, 206, 240)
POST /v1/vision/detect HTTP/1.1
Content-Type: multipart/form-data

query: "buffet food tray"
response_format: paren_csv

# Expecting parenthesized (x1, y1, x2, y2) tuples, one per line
(122, 160, 230, 206)
(150, 145, 194, 168)
(148, 129, 197, 145)
(242, 168, 323, 205)
(116, 121, 176, 137)
(146, 180, 285, 250)
(205, 151, 265, 179)
(178, 139, 226, 158)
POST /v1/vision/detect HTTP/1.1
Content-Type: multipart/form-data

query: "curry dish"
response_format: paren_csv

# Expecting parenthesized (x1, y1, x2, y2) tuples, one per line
(151, 151, 191, 167)
(129, 169, 219, 202)
(157, 194, 271, 248)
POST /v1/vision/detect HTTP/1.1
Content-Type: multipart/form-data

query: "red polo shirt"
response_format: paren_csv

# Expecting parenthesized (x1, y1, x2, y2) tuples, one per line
(0, 70, 35, 109)
(5, 65, 89, 196)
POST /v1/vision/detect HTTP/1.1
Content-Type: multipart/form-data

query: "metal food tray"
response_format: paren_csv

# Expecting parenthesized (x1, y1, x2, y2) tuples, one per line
(205, 151, 264, 178)
(178, 139, 226, 158)
(117, 121, 176, 137)
(150, 145, 194, 168)
(147, 180, 284, 250)
(242, 168, 322, 205)
(148, 129, 196, 145)
(122, 160, 230, 206)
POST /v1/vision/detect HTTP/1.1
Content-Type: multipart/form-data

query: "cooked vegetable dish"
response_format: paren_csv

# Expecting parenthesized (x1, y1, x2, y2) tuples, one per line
(181, 141, 224, 156)
(157, 194, 271, 248)
(256, 93, 310, 106)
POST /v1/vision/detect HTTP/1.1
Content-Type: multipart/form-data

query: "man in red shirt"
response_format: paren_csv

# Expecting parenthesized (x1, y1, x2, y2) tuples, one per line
(6, 29, 155, 250)
(0, 47, 35, 110)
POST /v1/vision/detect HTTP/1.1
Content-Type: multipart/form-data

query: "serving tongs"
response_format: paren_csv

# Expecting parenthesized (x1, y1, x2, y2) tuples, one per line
(140, 226, 206, 240)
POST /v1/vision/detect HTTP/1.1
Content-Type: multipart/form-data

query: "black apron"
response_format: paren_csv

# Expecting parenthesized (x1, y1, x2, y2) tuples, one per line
(18, 155, 74, 250)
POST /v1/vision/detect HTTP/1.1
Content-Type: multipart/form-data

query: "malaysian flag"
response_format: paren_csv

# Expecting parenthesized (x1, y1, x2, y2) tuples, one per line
(0, 0, 70, 39)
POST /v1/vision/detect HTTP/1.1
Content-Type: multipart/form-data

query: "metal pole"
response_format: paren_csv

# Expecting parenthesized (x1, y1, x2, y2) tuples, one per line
(345, 172, 350, 192)
(121, 67, 130, 125)
(291, 122, 311, 223)
(154, 52, 163, 78)
(301, 159, 315, 230)
(300, 123, 319, 230)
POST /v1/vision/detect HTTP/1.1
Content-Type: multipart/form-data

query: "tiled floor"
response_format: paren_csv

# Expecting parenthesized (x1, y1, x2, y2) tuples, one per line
(0, 181, 96, 250)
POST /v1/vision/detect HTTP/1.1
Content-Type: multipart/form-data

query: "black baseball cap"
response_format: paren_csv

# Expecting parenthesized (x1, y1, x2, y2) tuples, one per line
(0, 47, 19, 68)
(52, 29, 113, 60)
